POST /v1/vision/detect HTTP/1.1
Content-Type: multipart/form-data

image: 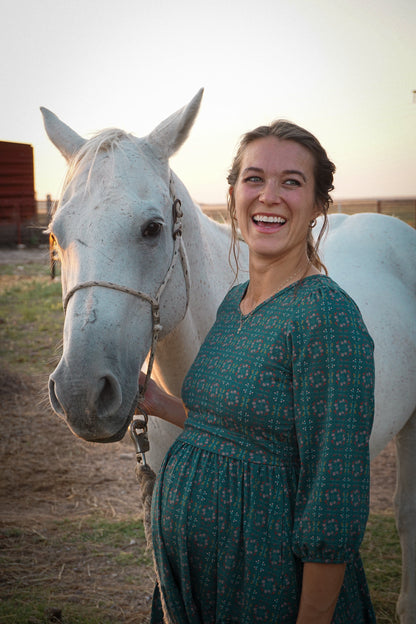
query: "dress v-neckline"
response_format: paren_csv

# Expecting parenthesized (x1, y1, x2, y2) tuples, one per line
(238, 274, 325, 319)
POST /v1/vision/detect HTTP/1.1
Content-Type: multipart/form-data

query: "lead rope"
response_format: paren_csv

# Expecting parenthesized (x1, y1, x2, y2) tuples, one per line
(130, 411, 156, 548)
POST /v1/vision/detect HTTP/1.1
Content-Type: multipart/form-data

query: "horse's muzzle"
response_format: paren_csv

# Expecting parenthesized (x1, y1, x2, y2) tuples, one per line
(48, 366, 129, 442)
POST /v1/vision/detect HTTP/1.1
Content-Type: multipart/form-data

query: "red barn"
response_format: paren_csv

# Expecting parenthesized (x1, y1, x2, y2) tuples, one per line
(0, 141, 36, 245)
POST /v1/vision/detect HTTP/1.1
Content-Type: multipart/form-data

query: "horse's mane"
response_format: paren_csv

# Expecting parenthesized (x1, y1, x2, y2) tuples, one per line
(62, 128, 139, 196)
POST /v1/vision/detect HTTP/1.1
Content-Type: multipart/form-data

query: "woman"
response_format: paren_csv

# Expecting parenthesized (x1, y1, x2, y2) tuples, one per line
(141, 121, 376, 623)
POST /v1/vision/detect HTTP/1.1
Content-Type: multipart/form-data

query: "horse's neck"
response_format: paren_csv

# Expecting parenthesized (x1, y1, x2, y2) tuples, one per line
(154, 182, 240, 395)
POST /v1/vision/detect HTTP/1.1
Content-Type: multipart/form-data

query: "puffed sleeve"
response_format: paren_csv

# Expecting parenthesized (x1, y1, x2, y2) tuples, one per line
(291, 282, 375, 563)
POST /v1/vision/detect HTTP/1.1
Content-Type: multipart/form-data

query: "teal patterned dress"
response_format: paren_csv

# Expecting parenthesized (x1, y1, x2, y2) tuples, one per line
(151, 275, 376, 623)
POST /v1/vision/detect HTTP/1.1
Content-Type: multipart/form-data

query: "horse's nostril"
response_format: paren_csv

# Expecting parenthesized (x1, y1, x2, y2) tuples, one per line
(96, 374, 123, 417)
(48, 376, 65, 418)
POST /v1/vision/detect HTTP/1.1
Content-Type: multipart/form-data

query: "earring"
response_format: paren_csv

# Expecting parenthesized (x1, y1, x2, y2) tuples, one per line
(309, 219, 317, 228)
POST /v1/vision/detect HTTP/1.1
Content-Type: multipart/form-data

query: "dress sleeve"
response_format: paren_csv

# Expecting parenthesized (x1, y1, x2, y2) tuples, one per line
(291, 284, 375, 563)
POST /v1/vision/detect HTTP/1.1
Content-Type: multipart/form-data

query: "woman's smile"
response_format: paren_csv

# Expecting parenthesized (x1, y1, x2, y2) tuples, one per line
(251, 212, 287, 231)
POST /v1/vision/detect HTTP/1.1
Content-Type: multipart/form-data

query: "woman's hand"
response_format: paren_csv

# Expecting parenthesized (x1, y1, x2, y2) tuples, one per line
(138, 373, 166, 418)
(138, 372, 188, 429)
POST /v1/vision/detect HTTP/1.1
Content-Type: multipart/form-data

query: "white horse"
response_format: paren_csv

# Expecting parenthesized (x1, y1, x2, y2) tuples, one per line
(41, 90, 416, 623)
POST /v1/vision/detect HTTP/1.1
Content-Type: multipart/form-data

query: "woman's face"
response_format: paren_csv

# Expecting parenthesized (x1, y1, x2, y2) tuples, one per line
(231, 136, 320, 265)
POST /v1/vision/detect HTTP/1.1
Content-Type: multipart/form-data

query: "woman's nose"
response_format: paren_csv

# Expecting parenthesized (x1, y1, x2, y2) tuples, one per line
(259, 180, 281, 204)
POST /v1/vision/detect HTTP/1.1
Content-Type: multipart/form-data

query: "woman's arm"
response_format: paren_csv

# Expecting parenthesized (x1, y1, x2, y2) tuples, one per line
(291, 289, 374, 620)
(296, 562, 346, 624)
(138, 373, 188, 429)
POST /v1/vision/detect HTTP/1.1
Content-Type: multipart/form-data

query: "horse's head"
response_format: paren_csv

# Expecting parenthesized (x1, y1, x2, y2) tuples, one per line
(42, 90, 203, 442)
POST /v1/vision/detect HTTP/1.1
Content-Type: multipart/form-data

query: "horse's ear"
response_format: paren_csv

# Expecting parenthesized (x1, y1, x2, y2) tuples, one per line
(40, 107, 86, 162)
(146, 88, 204, 160)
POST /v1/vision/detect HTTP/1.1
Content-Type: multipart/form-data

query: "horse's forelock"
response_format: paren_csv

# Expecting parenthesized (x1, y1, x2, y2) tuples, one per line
(62, 128, 139, 196)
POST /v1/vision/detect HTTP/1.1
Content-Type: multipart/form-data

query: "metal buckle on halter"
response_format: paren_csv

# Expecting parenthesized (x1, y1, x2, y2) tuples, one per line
(129, 411, 150, 466)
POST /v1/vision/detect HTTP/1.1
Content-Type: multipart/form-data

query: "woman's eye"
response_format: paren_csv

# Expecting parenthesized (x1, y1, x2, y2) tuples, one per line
(284, 179, 301, 187)
(142, 221, 162, 238)
(244, 175, 262, 183)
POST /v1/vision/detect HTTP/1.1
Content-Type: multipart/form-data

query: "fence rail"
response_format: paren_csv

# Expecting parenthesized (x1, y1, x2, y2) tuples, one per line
(331, 198, 416, 228)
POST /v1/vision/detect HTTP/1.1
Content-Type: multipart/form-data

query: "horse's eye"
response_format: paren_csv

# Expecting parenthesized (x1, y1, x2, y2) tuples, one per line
(142, 221, 162, 238)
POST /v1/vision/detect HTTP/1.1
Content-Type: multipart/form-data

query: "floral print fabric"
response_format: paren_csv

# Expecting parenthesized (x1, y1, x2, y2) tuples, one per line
(151, 275, 376, 623)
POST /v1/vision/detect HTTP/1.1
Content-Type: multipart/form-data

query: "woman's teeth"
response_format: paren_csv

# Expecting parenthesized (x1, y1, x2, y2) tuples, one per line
(253, 215, 286, 224)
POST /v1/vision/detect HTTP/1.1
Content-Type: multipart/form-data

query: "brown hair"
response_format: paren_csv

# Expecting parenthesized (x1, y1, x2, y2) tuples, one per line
(227, 120, 336, 275)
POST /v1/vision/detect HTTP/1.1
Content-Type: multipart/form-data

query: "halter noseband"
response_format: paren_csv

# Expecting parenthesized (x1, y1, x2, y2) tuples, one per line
(62, 179, 190, 422)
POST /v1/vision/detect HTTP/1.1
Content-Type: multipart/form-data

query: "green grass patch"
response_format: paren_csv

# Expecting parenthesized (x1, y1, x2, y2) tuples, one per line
(0, 271, 63, 376)
(58, 516, 149, 555)
(362, 513, 401, 623)
(0, 260, 51, 279)
(0, 593, 108, 624)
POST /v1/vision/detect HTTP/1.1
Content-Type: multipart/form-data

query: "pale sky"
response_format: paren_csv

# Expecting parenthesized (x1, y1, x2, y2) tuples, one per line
(1, 0, 415, 203)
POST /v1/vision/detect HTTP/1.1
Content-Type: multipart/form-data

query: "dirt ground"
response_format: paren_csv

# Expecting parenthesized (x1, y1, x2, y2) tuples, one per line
(0, 247, 398, 623)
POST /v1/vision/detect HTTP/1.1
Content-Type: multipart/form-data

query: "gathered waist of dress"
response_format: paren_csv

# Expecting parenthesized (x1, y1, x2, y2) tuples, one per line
(178, 414, 299, 467)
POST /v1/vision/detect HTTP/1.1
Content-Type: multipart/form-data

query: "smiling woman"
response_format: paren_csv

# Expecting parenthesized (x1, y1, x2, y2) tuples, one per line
(144, 119, 377, 623)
